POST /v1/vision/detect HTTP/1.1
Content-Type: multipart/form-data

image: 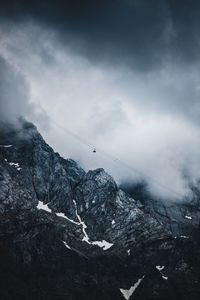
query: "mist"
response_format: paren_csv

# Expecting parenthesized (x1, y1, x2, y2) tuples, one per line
(1, 19, 200, 199)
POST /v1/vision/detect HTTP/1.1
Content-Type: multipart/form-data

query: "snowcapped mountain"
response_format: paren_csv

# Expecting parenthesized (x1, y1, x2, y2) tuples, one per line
(0, 120, 200, 300)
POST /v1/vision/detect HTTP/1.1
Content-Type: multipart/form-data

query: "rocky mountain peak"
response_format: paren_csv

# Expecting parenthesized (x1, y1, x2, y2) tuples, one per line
(1, 120, 200, 300)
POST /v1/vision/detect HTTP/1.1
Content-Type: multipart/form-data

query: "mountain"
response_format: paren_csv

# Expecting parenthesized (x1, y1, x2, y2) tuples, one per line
(0, 120, 200, 300)
(120, 180, 200, 236)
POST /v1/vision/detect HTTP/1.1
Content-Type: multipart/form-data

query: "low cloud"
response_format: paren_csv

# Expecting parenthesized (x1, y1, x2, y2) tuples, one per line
(0, 55, 30, 123)
(1, 23, 200, 199)
(0, 49, 50, 129)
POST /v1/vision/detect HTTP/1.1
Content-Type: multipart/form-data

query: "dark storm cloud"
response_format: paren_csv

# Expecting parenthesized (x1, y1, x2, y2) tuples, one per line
(1, 0, 200, 71)
(1, 1, 200, 198)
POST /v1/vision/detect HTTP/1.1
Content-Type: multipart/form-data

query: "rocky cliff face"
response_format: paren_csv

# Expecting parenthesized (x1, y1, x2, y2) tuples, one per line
(0, 120, 200, 300)
(120, 181, 200, 236)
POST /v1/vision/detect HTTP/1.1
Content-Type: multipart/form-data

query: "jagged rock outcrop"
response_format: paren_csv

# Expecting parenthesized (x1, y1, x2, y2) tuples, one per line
(0, 120, 200, 300)
(120, 181, 200, 236)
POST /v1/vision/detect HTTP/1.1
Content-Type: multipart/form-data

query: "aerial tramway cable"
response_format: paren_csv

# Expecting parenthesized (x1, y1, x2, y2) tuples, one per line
(50, 119, 185, 200)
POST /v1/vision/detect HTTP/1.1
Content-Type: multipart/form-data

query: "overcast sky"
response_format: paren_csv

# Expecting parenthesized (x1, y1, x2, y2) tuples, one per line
(1, 0, 200, 199)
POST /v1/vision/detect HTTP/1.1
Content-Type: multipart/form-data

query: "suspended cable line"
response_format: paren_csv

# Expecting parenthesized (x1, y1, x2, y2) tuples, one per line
(49, 117, 185, 199)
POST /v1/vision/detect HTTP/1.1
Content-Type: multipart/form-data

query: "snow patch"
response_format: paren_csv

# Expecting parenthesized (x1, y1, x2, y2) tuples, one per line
(4, 158, 22, 171)
(56, 212, 80, 225)
(174, 235, 189, 239)
(91, 240, 113, 250)
(8, 161, 22, 171)
(73, 200, 113, 250)
(9, 162, 19, 167)
(180, 235, 189, 239)
(62, 241, 71, 250)
(156, 265, 168, 280)
(36, 199, 113, 251)
(0, 145, 12, 148)
(156, 265, 165, 271)
(73, 200, 90, 244)
(37, 201, 52, 213)
(185, 215, 192, 220)
(120, 276, 145, 300)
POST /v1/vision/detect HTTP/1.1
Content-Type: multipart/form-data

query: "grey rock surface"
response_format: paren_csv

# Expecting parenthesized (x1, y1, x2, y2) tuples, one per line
(0, 120, 200, 300)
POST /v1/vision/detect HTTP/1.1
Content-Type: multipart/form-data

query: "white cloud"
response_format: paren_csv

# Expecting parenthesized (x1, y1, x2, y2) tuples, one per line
(1, 23, 200, 199)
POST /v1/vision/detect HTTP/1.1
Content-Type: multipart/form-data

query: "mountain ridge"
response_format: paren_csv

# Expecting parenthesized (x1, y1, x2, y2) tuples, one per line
(0, 119, 200, 300)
